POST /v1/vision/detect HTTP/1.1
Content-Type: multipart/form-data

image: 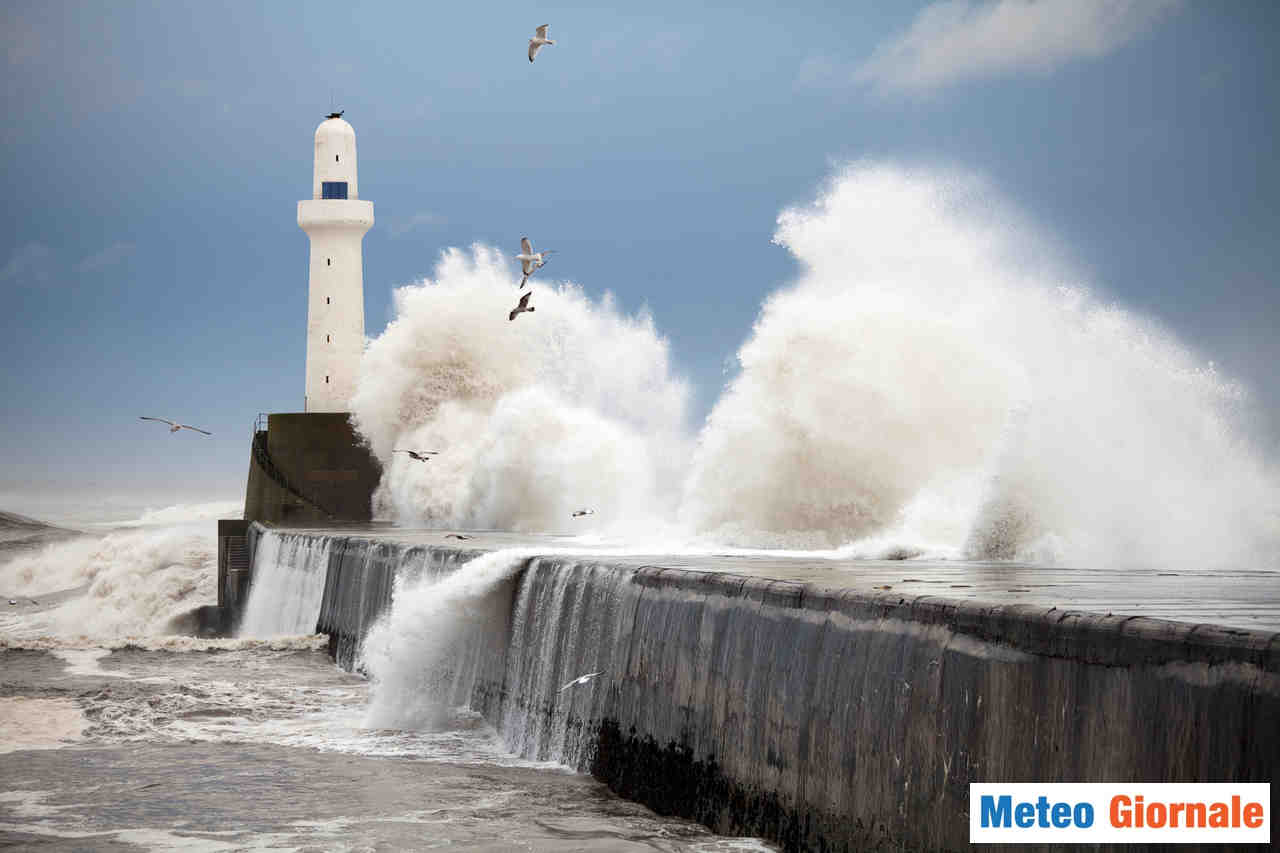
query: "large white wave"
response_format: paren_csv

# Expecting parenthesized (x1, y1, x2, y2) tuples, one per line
(0, 507, 234, 642)
(352, 166, 1279, 568)
(684, 164, 1279, 566)
(349, 245, 690, 532)
(359, 549, 531, 730)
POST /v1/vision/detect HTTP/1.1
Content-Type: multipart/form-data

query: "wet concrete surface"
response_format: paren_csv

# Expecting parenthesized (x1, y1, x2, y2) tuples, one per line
(266, 525, 1280, 631)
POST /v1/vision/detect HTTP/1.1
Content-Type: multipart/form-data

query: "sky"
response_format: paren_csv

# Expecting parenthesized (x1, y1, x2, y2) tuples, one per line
(1, 0, 1277, 507)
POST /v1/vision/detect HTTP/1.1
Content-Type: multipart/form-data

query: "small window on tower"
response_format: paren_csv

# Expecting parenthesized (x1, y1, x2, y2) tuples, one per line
(326, 376, 330, 384)
(321, 181, 348, 199)
(326, 297, 330, 305)
(326, 335, 330, 343)
(335, 155, 339, 162)
(326, 258, 331, 266)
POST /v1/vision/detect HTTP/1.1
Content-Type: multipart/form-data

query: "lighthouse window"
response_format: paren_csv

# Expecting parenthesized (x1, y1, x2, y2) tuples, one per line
(326, 376, 330, 383)
(326, 335, 330, 343)
(321, 181, 348, 199)
(326, 258, 330, 266)
(326, 297, 330, 304)
(335, 155, 340, 162)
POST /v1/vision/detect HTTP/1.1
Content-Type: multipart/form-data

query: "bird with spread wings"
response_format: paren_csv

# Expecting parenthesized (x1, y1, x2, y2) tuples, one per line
(528, 24, 555, 62)
(515, 236, 554, 288)
(139, 417, 211, 435)
(394, 449, 440, 462)
(509, 290, 535, 321)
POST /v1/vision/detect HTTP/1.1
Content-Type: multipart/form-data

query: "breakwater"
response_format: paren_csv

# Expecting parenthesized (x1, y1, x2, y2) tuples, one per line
(239, 525, 1280, 852)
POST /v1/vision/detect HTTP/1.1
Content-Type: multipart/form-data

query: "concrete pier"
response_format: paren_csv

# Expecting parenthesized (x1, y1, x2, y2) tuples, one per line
(242, 413, 380, 525)
(239, 525, 1280, 852)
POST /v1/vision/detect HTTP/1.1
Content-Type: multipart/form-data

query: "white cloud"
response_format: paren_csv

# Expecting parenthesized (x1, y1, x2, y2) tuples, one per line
(0, 242, 55, 286)
(388, 212, 447, 239)
(854, 0, 1178, 94)
(77, 242, 135, 273)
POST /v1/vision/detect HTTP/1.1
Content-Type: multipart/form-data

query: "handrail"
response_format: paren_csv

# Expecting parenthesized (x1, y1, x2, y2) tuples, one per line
(250, 413, 336, 519)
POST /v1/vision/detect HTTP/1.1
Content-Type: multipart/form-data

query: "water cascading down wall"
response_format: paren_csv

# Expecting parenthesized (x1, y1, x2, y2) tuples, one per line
(241, 525, 1280, 852)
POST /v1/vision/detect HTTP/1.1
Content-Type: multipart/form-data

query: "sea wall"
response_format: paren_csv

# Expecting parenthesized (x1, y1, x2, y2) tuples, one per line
(242, 526, 1280, 852)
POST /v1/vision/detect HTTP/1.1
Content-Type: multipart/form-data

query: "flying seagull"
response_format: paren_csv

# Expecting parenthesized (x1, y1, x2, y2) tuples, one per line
(444, 533, 473, 540)
(139, 417, 211, 435)
(558, 671, 602, 692)
(509, 290, 535, 321)
(515, 237, 554, 288)
(528, 25, 555, 62)
(571, 508, 595, 518)
(394, 449, 440, 462)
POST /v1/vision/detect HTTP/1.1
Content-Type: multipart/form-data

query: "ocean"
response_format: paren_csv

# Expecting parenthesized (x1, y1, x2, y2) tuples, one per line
(0, 505, 773, 852)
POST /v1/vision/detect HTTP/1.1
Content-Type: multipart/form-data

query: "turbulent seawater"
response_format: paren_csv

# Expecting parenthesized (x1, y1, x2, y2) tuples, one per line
(0, 507, 772, 851)
(352, 164, 1279, 569)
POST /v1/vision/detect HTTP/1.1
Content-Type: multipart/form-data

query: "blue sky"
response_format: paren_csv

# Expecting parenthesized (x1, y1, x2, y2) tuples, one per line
(1, 0, 1277, 504)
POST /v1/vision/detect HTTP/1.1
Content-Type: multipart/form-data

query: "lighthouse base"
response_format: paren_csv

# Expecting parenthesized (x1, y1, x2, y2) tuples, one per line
(241, 412, 381, 525)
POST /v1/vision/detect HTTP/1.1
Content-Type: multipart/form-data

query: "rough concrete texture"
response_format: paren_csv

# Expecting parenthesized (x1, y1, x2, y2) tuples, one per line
(243, 527, 1280, 852)
(241, 413, 380, 524)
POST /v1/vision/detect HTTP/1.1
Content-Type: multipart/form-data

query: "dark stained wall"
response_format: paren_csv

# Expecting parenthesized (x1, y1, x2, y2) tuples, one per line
(243, 527, 1280, 852)
(242, 413, 380, 524)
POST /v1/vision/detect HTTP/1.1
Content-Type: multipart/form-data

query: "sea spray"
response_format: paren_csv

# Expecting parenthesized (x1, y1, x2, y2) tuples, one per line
(350, 166, 1279, 568)
(359, 548, 533, 730)
(348, 245, 690, 532)
(0, 520, 218, 640)
(683, 164, 1279, 565)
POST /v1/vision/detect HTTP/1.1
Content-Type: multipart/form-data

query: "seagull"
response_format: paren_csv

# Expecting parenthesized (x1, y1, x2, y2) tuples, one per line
(139, 417, 211, 435)
(444, 533, 473, 540)
(528, 25, 555, 63)
(509, 290, 535, 322)
(558, 671, 601, 692)
(515, 237, 554, 288)
(7, 600, 15, 606)
(571, 509, 595, 518)
(394, 449, 440, 462)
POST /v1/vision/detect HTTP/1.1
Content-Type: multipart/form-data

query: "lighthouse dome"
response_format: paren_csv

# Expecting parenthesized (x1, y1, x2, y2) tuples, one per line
(312, 115, 359, 200)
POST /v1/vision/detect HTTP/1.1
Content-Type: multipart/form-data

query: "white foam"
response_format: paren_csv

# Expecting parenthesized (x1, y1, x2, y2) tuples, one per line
(359, 548, 534, 730)
(682, 164, 1280, 566)
(238, 532, 331, 638)
(0, 513, 218, 641)
(348, 167, 1278, 569)
(348, 245, 691, 532)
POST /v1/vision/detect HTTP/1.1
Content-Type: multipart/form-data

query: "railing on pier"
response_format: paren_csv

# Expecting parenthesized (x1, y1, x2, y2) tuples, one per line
(250, 413, 336, 520)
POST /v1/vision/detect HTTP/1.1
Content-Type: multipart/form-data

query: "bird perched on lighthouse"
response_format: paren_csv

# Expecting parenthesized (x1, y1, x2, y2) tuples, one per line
(516, 237, 554, 288)
(528, 25, 555, 62)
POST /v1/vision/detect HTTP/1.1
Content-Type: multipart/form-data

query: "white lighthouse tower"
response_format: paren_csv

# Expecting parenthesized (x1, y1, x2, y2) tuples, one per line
(297, 112, 374, 412)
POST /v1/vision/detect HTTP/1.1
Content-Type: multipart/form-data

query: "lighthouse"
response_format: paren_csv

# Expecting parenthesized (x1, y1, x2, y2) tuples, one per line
(297, 112, 374, 412)
(235, 114, 382, 530)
